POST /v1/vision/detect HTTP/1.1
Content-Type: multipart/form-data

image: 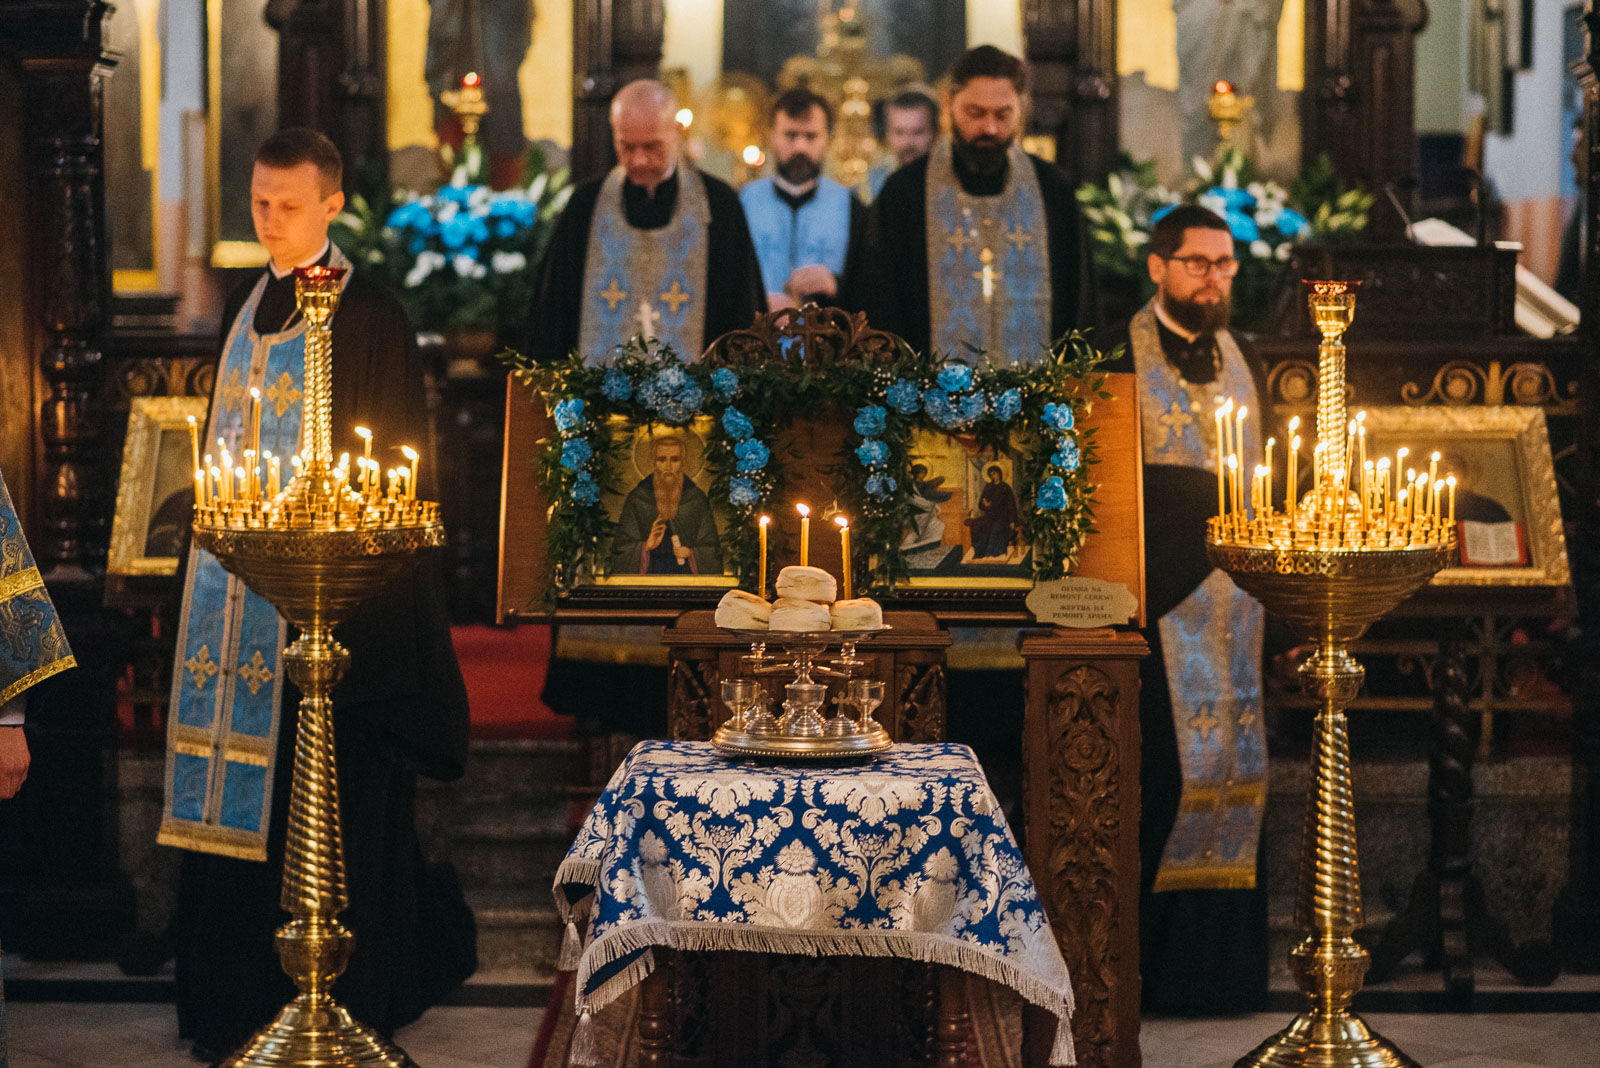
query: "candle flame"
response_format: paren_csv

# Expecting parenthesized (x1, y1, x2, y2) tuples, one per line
(834, 515, 849, 529)
(759, 514, 770, 527)
(1431, 451, 1441, 462)
(796, 503, 810, 518)
(401, 445, 419, 462)
(355, 426, 372, 440)
(1446, 475, 1457, 486)
(1288, 415, 1300, 433)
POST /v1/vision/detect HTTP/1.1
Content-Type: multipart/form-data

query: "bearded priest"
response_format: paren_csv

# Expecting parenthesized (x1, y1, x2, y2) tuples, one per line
(1096, 204, 1273, 1012)
(850, 45, 1097, 362)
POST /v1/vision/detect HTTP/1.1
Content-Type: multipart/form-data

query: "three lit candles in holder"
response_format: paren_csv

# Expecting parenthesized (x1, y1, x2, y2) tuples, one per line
(188, 406, 434, 529)
(756, 504, 852, 599)
(1209, 398, 1458, 550)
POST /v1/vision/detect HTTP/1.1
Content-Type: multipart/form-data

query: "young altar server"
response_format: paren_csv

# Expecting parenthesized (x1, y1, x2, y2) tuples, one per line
(0, 467, 77, 1068)
(524, 79, 765, 363)
(851, 45, 1098, 361)
(1095, 204, 1273, 1011)
(740, 87, 865, 311)
(161, 128, 475, 1061)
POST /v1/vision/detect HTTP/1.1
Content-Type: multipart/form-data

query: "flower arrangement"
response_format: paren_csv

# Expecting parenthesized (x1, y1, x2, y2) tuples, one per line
(1076, 148, 1373, 329)
(332, 151, 572, 339)
(501, 333, 1112, 602)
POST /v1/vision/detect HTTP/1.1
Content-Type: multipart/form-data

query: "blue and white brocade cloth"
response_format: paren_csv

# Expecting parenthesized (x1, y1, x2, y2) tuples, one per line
(555, 740, 1077, 1064)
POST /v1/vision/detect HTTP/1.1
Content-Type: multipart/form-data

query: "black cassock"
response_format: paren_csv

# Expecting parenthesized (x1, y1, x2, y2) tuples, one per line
(1095, 318, 1274, 1013)
(174, 258, 476, 1057)
(846, 149, 1099, 352)
(524, 168, 766, 362)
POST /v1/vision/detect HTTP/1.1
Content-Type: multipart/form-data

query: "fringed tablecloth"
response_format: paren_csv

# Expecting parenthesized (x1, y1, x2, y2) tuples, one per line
(554, 740, 1076, 1065)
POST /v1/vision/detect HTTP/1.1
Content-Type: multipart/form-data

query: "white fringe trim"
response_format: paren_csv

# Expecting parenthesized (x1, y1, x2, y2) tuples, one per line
(572, 920, 1077, 1065)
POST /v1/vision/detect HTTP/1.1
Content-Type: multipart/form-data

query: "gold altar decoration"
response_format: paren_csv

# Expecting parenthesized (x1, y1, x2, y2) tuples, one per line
(1208, 79, 1253, 147)
(192, 264, 443, 1068)
(441, 70, 488, 143)
(1208, 281, 1454, 1068)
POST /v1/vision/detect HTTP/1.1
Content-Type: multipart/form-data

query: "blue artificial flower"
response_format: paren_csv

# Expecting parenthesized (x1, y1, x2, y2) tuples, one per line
(865, 473, 897, 499)
(1151, 203, 1177, 224)
(855, 439, 889, 468)
(1225, 209, 1260, 243)
(407, 236, 427, 256)
(657, 365, 689, 393)
(1276, 207, 1310, 240)
(712, 367, 739, 402)
(494, 219, 517, 239)
(571, 472, 601, 506)
(729, 477, 761, 506)
(655, 390, 701, 424)
(885, 379, 921, 415)
(560, 439, 593, 471)
(438, 215, 472, 250)
(385, 201, 432, 231)
(460, 245, 481, 263)
(958, 392, 988, 423)
(722, 407, 754, 441)
(468, 216, 490, 244)
(734, 439, 769, 472)
(602, 367, 633, 403)
(1042, 402, 1075, 431)
(1206, 186, 1257, 212)
(1035, 476, 1068, 511)
(936, 362, 974, 392)
(437, 183, 483, 207)
(552, 398, 585, 433)
(923, 389, 962, 430)
(1051, 437, 1082, 471)
(994, 388, 1022, 422)
(853, 405, 887, 437)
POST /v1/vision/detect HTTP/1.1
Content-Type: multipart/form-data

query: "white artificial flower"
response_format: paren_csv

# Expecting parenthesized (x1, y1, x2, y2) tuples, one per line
(1275, 242, 1293, 261)
(1246, 181, 1266, 201)
(1255, 204, 1282, 228)
(1250, 239, 1272, 259)
(1199, 192, 1228, 217)
(467, 185, 492, 211)
(453, 253, 488, 279)
(435, 199, 459, 223)
(1221, 167, 1239, 190)
(528, 174, 548, 201)
(1193, 156, 1214, 181)
(491, 250, 527, 274)
(405, 251, 446, 288)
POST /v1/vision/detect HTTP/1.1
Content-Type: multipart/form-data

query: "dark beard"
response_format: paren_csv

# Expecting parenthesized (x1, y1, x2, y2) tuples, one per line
(952, 131, 1011, 177)
(1163, 292, 1231, 335)
(776, 154, 821, 185)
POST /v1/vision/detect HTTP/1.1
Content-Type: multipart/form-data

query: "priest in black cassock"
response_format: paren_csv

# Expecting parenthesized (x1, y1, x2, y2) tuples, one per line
(524, 79, 764, 363)
(160, 129, 475, 1062)
(1096, 205, 1272, 1012)
(850, 44, 1097, 362)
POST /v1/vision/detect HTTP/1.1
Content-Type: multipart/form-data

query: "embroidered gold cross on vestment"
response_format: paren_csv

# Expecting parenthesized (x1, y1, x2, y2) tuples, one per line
(220, 368, 248, 414)
(265, 372, 303, 418)
(1189, 704, 1220, 741)
(947, 227, 974, 256)
(659, 281, 690, 314)
(237, 650, 274, 697)
(185, 645, 220, 691)
(599, 278, 628, 310)
(1157, 401, 1195, 445)
(1006, 223, 1032, 252)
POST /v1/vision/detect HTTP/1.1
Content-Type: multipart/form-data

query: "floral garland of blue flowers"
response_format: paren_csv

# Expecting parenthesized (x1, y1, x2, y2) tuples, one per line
(501, 332, 1109, 601)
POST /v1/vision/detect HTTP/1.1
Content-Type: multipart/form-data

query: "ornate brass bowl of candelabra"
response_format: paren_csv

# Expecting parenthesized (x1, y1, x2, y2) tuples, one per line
(1207, 282, 1456, 1068)
(192, 266, 442, 1068)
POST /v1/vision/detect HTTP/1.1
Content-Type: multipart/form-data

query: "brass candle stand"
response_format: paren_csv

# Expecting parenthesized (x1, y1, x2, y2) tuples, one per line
(192, 265, 443, 1068)
(1207, 282, 1455, 1068)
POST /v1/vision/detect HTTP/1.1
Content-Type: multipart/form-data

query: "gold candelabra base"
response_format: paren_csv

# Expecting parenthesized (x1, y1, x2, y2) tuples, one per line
(195, 521, 444, 1068)
(1207, 540, 1453, 1068)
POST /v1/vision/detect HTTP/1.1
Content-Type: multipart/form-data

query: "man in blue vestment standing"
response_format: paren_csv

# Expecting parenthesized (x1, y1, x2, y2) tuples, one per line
(0, 468, 77, 1068)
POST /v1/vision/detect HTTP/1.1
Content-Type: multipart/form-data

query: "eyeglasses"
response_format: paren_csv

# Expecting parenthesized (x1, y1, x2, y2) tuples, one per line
(1163, 255, 1240, 278)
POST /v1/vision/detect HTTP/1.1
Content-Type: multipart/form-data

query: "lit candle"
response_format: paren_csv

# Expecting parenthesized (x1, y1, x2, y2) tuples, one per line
(355, 426, 374, 490)
(1226, 455, 1239, 535)
(797, 503, 811, 565)
(1430, 478, 1443, 526)
(386, 468, 399, 499)
(1214, 400, 1230, 524)
(1362, 460, 1373, 531)
(1376, 458, 1390, 524)
(213, 465, 226, 502)
(235, 467, 248, 501)
(1264, 437, 1275, 515)
(1428, 451, 1439, 498)
(194, 468, 206, 509)
(1344, 419, 1357, 491)
(243, 450, 256, 498)
(1446, 476, 1457, 528)
(249, 388, 262, 472)
(758, 515, 770, 594)
(402, 446, 420, 501)
(836, 515, 852, 600)
(1397, 488, 1408, 533)
(269, 454, 281, 497)
(1356, 412, 1367, 489)
(1288, 434, 1301, 522)
(187, 416, 201, 481)
(1394, 448, 1409, 508)
(1233, 405, 1247, 521)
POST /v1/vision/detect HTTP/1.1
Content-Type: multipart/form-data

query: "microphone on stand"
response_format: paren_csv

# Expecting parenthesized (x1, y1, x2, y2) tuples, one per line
(1383, 177, 1418, 243)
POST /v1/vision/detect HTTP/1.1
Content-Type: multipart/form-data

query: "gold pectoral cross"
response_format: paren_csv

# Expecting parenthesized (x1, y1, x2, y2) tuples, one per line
(1157, 401, 1196, 445)
(975, 248, 998, 303)
(599, 278, 628, 310)
(659, 281, 690, 315)
(635, 300, 661, 338)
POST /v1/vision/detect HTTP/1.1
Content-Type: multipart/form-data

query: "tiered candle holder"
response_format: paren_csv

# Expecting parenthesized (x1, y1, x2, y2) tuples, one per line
(712, 628, 892, 759)
(1209, 282, 1455, 1068)
(193, 266, 443, 1068)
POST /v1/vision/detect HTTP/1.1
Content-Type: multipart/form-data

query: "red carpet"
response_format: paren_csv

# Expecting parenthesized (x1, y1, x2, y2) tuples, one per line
(451, 623, 570, 739)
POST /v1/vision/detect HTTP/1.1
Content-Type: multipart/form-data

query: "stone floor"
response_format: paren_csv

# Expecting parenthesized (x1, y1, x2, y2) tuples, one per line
(4, 1002, 1598, 1067)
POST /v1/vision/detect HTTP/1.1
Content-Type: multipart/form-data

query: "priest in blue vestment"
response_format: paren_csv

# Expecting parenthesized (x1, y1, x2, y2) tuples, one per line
(739, 87, 865, 311)
(0, 468, 77, 1068)
(160, 128, 474, 1062)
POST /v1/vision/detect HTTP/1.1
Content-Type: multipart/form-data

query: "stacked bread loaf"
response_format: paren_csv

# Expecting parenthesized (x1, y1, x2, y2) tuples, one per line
(714, 565, 884, 633)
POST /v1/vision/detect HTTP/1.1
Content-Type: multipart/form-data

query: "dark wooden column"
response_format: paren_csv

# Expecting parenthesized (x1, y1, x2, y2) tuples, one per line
(571, 0, 665, 181)
(267, 0, 388, 187)
(1303, 0, 1428, 236)
(1556, 1, 1600, 970)
(1024, 0, 1118, 186)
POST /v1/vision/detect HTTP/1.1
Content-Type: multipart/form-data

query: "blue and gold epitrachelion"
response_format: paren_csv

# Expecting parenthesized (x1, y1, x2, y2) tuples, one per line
(1130, 299, 1269, 891)
(0, 472, 75, 709)
(158, 249, 352, 861)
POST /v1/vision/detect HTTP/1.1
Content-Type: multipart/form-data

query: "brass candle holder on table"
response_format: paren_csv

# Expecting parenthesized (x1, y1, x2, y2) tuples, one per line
(1207, 282, 1455, 1068)
(192, 265, 442, 1068)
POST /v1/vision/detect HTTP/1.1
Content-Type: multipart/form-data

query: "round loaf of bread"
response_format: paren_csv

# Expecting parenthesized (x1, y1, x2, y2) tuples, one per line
(714, 589, 772, 630)
(829, 598, 883, 631)
(775, 565, 837, 603)
(768, 597, 832, 632)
